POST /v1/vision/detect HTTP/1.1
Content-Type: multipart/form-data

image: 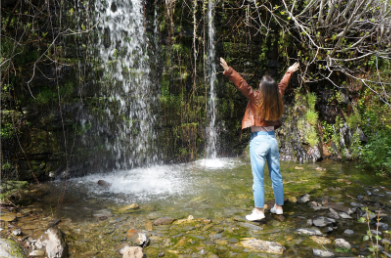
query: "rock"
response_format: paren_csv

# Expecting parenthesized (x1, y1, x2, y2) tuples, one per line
(310, 201, 325, 211)
(313, 217, 336, 227)
(0, 214, 17, 222)
(295, 228, 322, 236)
(211, 234, 222, 240)
(238, 222, 263, 231)
(273, 214, 285, 221)
(144, 221, 153, 231)
(0, 238, 25, 258)
(307, 145, 322, 162)
(315, 167, 326, 171)
(343, 229, 355, 235)
(93, 209, 112, 218)
(48, 219, 61, 227)
(334, 238, 351, 250)
(158, 252, 165, 257)
(35, 226, 67, 258)
(313, 248, 335, 257)
(119, 246, 143, 258)
(297, 194, 311, 203)
(118, 204, 140, 212)
(324, 202, 354, 214)
(325, 226, 334, 233)
(29, 250, 46, 256)
(12, 228, 22, 236)
(310, 236, 331, 244)
(370, 229, 382, 236)
(288, 196, 297, 203)
(97, 180, 112, 186)
(294, 166, 304, 170)
(240, 238, 285, 254)
(306, 219, 313, 226)
(339, 212, 353, 219)
(126, 229, 149, 247)
(376, 222, 389, 230)
(328, 208, 340, 219)
(154, 217, 174, 225)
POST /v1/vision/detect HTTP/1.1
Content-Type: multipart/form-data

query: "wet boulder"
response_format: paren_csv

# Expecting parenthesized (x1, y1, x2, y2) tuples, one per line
(312, 217, 336, 227)
(35, 227, 67, 258)
(297, 193, 311, 203)
(313, 248, 335, 257)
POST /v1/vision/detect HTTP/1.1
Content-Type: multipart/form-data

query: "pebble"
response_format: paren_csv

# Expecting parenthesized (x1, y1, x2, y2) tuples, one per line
(238, 222, 263, 231)
(211, 234, 222, 240)
(297, 194, 311, 203)
(241, 238, 285, 254)
(12, 228, 22, 236)
(93, 209, 112, 218)
(313, 248, 335, 257)
(343, 229, 355, 235)
(119, 246, 143, 258)
(334, 238, 351, 250)
(376, 222, 389, 230)
(339, 212, 353, 219)
(313, 217, 336, 227)
(118, 203, 140, 212)
(29, 250, 46, 256)
(158, 252, 165, 257)
(154, 217, 175, 226)
(310, 236, 331, 244)
(296, 228, 322, 236)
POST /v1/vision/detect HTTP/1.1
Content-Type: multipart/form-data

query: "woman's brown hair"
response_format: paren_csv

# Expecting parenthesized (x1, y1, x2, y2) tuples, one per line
(256, 75, 284, 121)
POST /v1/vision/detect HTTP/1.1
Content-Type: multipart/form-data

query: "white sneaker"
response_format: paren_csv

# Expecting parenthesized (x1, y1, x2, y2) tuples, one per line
(245, 209, 265, 221)
(270, 204, 283, 215)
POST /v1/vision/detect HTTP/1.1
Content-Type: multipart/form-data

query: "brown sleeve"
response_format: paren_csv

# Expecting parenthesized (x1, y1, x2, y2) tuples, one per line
(278, 71, 293, 96)
(223, 67, 258, 101)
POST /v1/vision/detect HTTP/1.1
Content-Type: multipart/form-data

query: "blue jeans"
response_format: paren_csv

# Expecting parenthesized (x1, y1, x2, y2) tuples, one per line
(249, 131, 284, 208)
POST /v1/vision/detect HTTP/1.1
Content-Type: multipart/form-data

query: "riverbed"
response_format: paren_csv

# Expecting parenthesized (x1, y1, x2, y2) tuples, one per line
(1, 158, 391, 257)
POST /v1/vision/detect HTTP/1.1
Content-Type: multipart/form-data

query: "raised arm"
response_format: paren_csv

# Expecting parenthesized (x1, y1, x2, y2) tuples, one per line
(220, 58, 258, 101)
(278, 62, 300, 95)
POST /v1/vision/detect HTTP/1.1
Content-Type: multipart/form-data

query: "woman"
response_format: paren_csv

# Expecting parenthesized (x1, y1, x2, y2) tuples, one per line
(220, 57, 299, 221)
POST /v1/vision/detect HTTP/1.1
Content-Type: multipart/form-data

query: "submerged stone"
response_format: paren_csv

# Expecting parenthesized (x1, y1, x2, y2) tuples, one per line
(241, 238, 285, 254)
(119, 246, 143, 258)
(238, 222, 263, 231)
(154, 217, 174, 226)
(313, 248, 335, 257)
(297, 194, 311, 203)
(118, 204, 140, 213)
(310, 236, 332, 244)
(313, 217, 336, 227)
(343, 229, 355, 235)
(296, 228, 322, 236)
(334, 238, 351, 250)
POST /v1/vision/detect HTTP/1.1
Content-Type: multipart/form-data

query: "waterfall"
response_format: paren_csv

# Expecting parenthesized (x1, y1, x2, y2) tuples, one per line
(93, 0, 157, 169)
(206, 0, 218, 159)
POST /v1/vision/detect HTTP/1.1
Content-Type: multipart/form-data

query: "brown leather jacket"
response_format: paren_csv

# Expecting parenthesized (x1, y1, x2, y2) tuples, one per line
(223, 67, 292, 130)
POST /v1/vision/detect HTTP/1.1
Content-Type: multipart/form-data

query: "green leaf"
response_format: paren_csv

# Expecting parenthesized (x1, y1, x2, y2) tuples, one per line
(69, 8, 74, 16)
(358, 217, 366, 223)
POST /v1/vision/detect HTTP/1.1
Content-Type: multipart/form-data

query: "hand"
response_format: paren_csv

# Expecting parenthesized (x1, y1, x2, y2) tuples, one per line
(220, 57, 229, 72)
(288, 62, 300, 73)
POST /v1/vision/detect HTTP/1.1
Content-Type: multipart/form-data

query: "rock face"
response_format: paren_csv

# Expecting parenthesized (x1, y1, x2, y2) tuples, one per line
(240, 238, 285, 254)
(312, 217, 336, 227)
(313, 248, 335, 257)
(297, 194, 311, 203)
(35, 227, 67, 258)
(0, 238, 26, 258)
(119, 246, 143, 258)
(153, 217, 174, 226)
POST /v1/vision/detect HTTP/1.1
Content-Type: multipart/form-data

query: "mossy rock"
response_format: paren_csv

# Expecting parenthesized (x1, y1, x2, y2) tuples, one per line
(0, 238, 26, 258)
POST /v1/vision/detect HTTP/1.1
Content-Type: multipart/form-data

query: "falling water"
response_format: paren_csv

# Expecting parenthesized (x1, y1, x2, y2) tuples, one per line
(206, 0, 218, 159)
(93, 0, 157, 169)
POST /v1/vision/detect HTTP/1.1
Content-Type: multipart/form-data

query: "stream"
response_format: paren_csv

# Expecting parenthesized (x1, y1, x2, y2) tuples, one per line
(1, 158, 391, 257)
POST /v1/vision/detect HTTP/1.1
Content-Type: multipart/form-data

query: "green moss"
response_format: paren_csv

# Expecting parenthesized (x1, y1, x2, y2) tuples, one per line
(305, 109, 318, 126)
